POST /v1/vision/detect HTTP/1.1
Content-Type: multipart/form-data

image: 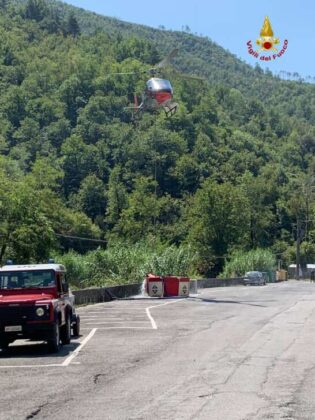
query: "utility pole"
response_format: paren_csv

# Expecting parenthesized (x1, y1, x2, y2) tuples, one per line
(296, 217, 301, 280)
(290, 174, 314, 281)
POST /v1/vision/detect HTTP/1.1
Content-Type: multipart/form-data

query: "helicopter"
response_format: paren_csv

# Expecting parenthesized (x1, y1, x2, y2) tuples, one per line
(133, 76, 178, 118)
(109, 49, 202, 119)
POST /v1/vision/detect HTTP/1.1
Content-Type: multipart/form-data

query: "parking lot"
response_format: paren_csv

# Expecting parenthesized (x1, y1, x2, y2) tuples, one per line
(2, 281, 315, 419)
(0, 298, 181, 369)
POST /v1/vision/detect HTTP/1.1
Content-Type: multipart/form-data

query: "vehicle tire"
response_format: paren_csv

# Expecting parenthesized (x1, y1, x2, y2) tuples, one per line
(61, 315, 71, 345)
(0, 338, 9, 351)
(48, 323, 61, 353)
(72, 315, 80, 337)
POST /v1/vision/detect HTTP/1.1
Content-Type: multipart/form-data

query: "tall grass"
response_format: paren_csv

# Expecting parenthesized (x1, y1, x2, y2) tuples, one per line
(221, 249, 276, 278)
(55, 242, 197, 288)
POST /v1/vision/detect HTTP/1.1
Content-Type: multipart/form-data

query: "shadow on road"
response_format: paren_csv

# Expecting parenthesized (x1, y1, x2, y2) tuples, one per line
(0, 340, 81, 359)
(189, 297, 267, 308)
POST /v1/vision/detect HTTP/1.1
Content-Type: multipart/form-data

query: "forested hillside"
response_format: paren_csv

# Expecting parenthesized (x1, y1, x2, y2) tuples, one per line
(0, 0, 314, 284)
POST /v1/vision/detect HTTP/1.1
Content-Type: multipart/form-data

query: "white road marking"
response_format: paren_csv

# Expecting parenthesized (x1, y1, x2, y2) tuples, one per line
(0, 330, 97, 369)
(81, 327, 153, 330)
(85, 321, 149, 325)
(83, 308, 154, 312)
(0, 299, 187, 368)
(80, 316, 122, 320)
(62, 328, 97, 367)
(0, 363, 63, 368)
(146, 308, 157, 329)
(146, 299, 185, 330)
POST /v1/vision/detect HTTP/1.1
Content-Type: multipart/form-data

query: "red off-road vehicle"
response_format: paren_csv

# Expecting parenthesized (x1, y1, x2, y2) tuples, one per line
(0, 262, 80, 353)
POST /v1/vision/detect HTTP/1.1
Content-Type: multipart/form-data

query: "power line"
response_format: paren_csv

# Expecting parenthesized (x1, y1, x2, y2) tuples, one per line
(55, 233, 107, 244)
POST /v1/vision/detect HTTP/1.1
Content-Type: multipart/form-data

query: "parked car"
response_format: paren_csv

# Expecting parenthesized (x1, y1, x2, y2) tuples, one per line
(243, 271, 266, 286)
(0, 261, 80, 352)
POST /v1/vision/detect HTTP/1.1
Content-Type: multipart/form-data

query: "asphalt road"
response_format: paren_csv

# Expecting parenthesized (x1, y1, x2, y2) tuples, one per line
(1, 281, 315, 420)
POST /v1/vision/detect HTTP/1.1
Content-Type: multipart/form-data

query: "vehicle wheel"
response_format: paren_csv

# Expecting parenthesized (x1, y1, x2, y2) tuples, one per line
(72, 315, 80, 337)
(61, 315, 71, 345)
(0, 338, 9, 351)
(48, 323, 61, 353)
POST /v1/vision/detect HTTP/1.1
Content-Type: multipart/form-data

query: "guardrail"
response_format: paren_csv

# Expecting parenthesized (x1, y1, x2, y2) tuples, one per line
(72, 278, 245, 305)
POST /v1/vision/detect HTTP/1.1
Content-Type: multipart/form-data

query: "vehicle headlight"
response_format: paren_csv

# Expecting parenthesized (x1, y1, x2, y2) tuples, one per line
(36, 307, 45, 317)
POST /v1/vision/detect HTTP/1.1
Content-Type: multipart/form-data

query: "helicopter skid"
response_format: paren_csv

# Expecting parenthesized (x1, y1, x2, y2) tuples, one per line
(164, 103, 178, 117)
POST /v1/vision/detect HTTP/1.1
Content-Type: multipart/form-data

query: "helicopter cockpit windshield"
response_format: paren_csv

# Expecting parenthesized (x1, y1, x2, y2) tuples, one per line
(146, 78, 173, 93)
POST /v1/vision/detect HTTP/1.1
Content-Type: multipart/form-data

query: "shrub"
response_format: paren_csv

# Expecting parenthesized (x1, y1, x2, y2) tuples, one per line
(221, 249, 276, 278)
(55, 242, 197, 288)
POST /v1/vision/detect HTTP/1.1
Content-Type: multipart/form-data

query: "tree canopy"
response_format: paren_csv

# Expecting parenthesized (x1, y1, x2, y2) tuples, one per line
(0, 0, 314, 277)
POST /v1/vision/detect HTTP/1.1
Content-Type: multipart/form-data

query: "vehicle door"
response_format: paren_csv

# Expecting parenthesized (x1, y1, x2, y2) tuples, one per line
(56, 272, 68, 325)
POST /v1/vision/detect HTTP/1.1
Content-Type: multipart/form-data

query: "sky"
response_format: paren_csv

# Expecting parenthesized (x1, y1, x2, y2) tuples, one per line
(63, 0, 315, 78)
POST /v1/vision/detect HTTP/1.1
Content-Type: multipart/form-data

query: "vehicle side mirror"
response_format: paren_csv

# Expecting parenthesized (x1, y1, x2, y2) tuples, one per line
(62, 282, 69, 293)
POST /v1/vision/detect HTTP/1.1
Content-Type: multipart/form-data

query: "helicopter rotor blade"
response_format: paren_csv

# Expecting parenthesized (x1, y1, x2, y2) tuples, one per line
(106, 67, 150, 77)
(163, 67, 207, 82)
(155, 48, 179, 69)
(108, 49, 179, 77)
(106, 71, 139, 76)
(163, 67, 205, 82)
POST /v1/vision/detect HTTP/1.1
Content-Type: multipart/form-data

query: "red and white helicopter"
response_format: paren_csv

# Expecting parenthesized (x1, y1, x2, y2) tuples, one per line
(110, 49, 202, 119)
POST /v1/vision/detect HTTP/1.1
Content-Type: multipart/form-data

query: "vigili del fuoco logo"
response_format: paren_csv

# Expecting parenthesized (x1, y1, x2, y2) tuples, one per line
(247, 16, 288, 62)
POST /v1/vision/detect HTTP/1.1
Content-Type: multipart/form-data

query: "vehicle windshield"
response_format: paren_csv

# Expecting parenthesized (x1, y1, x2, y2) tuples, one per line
(245, 271, 260, 277)
(0, 270, 55, 289)
(146, 78, 173, 92)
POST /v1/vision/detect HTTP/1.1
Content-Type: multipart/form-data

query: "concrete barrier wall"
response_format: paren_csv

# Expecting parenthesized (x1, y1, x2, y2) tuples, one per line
(72, 287, 112, 305)
(73, 278, 244, 305)
(196, 278, 244, 288)
(107, 283, 142, 299)
(73, 283, 142, 305)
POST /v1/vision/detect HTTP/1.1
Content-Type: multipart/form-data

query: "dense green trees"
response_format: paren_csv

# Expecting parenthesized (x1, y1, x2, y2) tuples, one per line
(186, 180, 251, 274)
(0, 1, 314, 282)
(221, 249, 276, 278)
(0, 156, 100, 264)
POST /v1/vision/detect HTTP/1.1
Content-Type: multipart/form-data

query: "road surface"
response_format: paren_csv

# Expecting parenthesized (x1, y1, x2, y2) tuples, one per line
(1, 281, 315, 419)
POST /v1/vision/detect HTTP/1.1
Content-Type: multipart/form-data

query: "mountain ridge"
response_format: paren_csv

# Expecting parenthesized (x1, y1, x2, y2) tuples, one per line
(0, 0, 314, 276)
(43, 0, 315, 125)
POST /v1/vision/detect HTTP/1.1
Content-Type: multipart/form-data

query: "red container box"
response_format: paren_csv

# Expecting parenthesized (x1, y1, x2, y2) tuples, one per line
(146, 273, 164, 297)
(163, 276, 179, 297)
(178, 277, 190, 297)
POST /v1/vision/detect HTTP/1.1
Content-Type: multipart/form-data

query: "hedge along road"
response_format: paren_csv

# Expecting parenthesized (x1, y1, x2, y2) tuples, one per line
(1, 281, 315, 419)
